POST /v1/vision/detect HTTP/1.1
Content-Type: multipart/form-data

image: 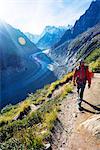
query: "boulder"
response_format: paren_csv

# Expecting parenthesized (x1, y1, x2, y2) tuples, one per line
(79, 114, 100, 138)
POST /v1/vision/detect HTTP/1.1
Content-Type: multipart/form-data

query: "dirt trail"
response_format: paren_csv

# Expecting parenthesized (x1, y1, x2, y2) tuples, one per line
(51, 73, 100, 150)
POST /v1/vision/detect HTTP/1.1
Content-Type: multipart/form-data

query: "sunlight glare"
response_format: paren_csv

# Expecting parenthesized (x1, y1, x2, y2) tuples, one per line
(18, 37, 26, 45)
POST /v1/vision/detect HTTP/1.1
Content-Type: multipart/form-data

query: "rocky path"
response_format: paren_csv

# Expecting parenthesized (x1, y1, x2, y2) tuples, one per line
(51, 73, 100, 150)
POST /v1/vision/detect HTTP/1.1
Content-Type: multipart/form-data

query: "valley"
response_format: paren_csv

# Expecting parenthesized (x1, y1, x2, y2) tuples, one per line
(1, 50, 57, 109)
(0, 21, 57, 109)
(0, 0, 100, 149)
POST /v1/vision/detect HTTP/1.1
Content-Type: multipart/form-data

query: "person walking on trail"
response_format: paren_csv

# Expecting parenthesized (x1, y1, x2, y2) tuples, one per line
(73, 60, 91, 111)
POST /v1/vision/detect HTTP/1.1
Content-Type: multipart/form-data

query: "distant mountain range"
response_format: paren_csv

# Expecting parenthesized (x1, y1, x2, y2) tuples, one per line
(0, 21, 57, 109)
(25, 25, 71, 50)
(25, 0, 100, 52)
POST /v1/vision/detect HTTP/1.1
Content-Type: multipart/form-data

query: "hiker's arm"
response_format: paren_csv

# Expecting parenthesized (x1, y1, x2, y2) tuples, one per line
(86, 69, 91, 88)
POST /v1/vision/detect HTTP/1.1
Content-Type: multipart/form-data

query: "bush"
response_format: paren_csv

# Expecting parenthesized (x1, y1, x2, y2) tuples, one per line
(89, 60, 100, 72)
(0, 138, 24, 150)
(85, 48, 100, 64)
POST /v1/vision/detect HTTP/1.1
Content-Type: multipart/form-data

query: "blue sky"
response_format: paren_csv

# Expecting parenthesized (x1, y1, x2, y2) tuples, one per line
(0, 0, 93, 34)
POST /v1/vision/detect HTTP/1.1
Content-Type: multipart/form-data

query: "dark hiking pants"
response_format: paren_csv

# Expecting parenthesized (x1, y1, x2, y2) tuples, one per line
(77, 82, 86, 106)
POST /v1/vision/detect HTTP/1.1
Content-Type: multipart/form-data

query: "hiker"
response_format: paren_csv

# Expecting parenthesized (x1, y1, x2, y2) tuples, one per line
(73, 60, 91, 111)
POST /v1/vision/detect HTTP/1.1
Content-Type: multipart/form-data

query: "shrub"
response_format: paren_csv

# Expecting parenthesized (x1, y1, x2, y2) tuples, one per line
(89, 60, 100, 72)
(85, 48, 100, 64)
(0, 138, 24, 150)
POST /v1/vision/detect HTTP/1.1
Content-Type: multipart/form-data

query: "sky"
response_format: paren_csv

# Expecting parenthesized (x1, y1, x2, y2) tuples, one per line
(0, 0, 94, 35)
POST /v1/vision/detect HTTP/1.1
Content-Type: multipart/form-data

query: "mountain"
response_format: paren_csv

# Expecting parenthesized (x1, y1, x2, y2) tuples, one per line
(25, 25, 71, 50)
(25, 32, 40, 44)
(37, 32, 60, 50)
(54, 0, 100, 48)
(0, 21, 57, 109)
(65, 24, 100, 72)
(48, 0, 100, 77)
(49, 24, 100, 77)
(36, 26, 68, 49)
(0, 21, 39, 71)
(40, 25, 68, 38)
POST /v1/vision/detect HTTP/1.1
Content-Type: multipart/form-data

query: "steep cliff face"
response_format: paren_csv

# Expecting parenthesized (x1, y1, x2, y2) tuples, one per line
(73, 0, 100, 37)
(65, 24, 100, 72)
(49, 24, 100, 77)
(54, 0, 100, 48)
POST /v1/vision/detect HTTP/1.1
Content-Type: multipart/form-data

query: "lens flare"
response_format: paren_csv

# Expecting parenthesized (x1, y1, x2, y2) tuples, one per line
(18, 37, 26, 45)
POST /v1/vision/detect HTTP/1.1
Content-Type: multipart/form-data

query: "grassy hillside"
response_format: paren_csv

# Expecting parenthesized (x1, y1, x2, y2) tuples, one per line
(85, 48, 100, 72)
(0, 72, 73, 150)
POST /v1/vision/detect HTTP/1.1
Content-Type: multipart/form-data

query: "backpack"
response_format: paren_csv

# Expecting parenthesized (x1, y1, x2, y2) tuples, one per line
(75, 65, 88, 84)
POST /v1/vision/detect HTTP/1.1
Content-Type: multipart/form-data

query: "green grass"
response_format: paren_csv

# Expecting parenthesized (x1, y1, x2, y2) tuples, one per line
(0, 99, 59, 149)
(85, 48, 100, 64)
(85, 48, 100, 72)
(46, 72, 73, 98)
(0, 72, 73, 149)
(60, 84, 73, 99)
(89, 60, 100, 72)
(0, 99, 32, 125)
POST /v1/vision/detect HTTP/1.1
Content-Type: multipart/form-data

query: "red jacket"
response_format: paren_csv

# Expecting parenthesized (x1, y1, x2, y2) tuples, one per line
(73, 65, 91, 85)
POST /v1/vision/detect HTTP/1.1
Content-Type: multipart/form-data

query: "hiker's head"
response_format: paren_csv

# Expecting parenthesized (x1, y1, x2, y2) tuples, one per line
(79, 59, 84, 66)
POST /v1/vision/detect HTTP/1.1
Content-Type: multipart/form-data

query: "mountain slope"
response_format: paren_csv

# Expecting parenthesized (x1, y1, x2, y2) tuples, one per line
(49, 24, 100, 77)
(54, 0, 100, 48)
(36, 26, 67, 49)
(0, 21, 57, 109)
(65, 24, 100, 71)
(25, 32, 40, 44)
(0, 21, 39, 70)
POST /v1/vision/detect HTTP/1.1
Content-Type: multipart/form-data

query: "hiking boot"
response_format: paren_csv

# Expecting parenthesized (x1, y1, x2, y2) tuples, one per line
(78, 100, 84, 111)
(78, 106, 84, 111)
(78, 99, 82, 107)
(78, 101, 82, 107)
